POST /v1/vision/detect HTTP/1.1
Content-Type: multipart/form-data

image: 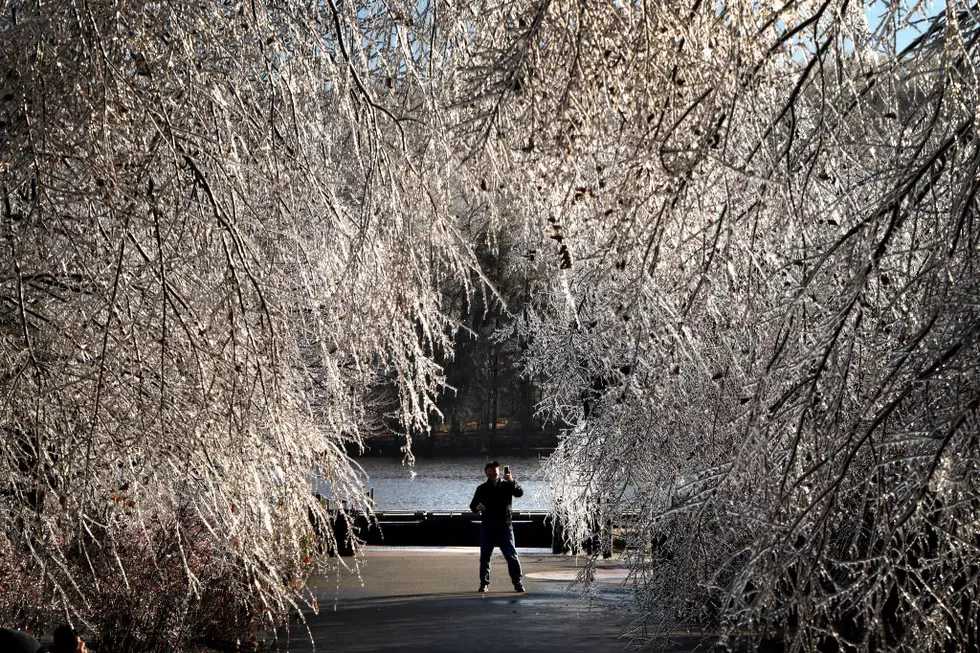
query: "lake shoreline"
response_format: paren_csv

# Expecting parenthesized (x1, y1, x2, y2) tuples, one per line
(348, 432, 560, 458)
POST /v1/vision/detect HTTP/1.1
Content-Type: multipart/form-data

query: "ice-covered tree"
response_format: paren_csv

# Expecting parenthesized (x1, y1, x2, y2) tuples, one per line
(0, 0, 477, 647)
(445, 0, 980, 650)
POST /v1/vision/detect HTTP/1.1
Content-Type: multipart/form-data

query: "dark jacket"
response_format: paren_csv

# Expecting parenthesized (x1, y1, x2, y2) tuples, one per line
(0, 628, 42, 653)
(470, 479, 523, 526)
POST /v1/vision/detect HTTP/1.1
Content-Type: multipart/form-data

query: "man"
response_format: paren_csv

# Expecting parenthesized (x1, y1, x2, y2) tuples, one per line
(469, 460, 525, 593)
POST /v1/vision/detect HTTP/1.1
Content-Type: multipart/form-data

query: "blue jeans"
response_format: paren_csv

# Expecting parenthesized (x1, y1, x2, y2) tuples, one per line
(480, 524, 523, 586)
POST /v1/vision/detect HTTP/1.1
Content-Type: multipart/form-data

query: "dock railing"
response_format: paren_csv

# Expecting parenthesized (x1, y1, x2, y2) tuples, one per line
(328, 509, 634, 556)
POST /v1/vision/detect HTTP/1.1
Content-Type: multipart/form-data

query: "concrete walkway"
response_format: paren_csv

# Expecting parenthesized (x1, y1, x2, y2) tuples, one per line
(284, 548, 711, 652)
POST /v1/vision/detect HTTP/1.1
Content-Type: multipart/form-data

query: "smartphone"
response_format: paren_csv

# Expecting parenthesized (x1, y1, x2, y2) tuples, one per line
(503, 466, 510, 475)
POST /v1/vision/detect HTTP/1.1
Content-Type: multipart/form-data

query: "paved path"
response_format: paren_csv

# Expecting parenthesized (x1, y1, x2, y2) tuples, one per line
(284, 548, 711, 652)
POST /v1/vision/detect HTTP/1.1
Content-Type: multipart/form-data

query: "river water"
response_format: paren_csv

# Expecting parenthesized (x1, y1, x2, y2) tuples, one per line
(349, 456, 552, 511)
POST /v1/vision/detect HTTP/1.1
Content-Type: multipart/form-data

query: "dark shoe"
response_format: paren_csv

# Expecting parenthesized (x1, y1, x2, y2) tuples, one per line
(513, 582, 525, 593)
(478, 584, 489, 593)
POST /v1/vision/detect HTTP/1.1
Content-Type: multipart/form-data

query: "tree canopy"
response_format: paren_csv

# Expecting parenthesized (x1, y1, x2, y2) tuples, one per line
(2, 0, 979, 651)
